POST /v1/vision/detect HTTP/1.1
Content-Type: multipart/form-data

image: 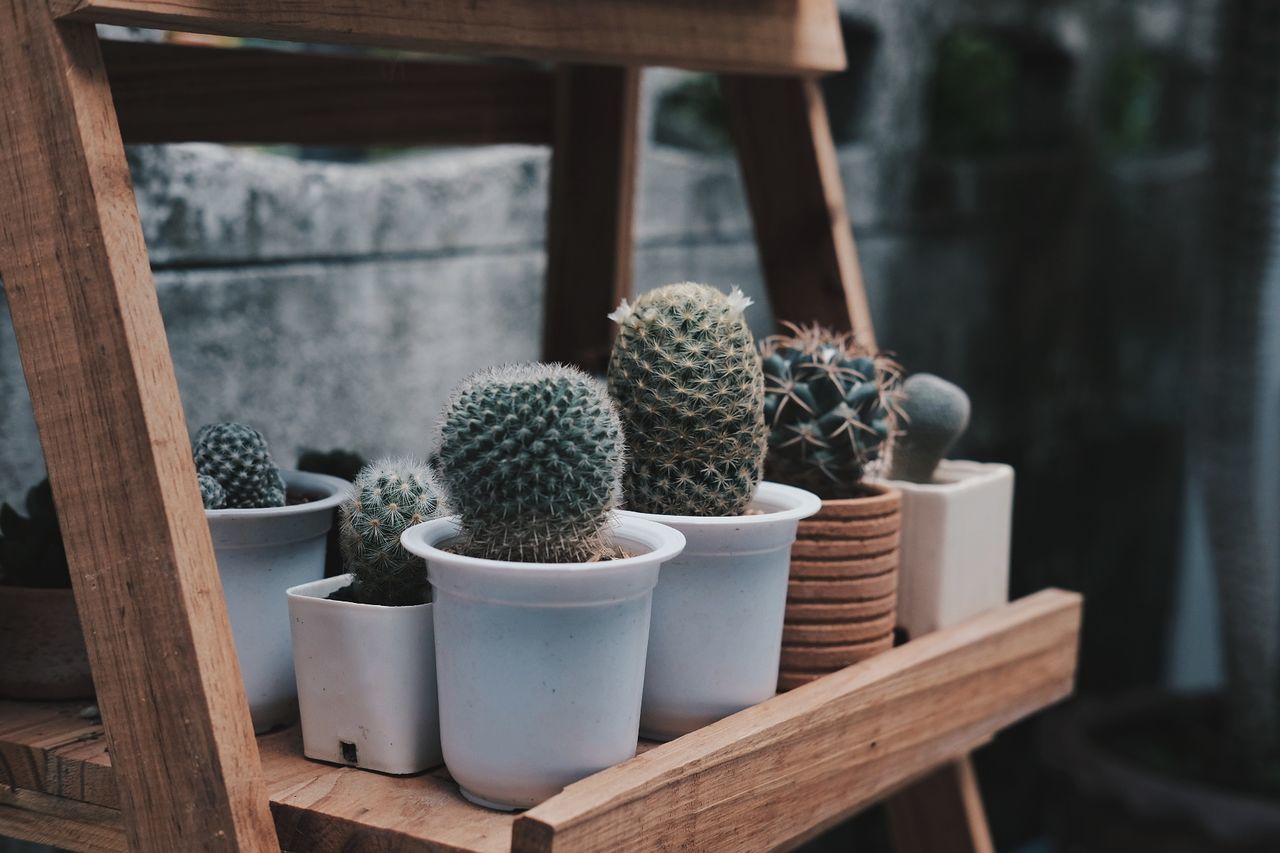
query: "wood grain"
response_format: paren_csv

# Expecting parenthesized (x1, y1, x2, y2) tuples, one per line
(722, 74, 876, 345)
(102, 40, 554, 146)
(0, 785, 125, 852)
(885, 757, 996, 853)
(54, 0, 847, 74)
(0, 7, 276, 851)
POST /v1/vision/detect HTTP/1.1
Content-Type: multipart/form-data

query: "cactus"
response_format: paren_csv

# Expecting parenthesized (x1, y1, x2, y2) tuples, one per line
(759, 323, 901, 499)
(193, 422, 286, 509)
(435, 363, 624, 563)
(889, 374, 970, 484)
(197, 474, 227, 510)
(339, 458, 439, 605)
(607, 283, 767, 517)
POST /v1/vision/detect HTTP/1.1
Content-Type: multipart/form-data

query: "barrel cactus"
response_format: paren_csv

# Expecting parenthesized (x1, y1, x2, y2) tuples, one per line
(339, 458, 439, 605)
(889, 374, 970, 484)
(197, 474, 226, 510)
(759, 323, 901, 499)
(193, 422, 287, 509)
(434, 363, 624, 563)
(607, 283, 767, 517)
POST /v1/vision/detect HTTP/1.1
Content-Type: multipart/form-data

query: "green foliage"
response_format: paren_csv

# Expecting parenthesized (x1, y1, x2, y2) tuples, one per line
(0, 479, 70, 589)
(653, 74, 732, 153)
(928, 29, 1017, 156)
(889, 374, 971, 484)
(193, 422, 286, 509)
(339, 458, 438, 606)
(197, 474, 226, 510)
(760, 323, 900, 499)
(435, 364, 624, 563)
(607, 283, 767, 516)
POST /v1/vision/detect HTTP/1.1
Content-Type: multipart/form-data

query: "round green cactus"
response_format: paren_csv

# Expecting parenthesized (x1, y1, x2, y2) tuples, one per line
(435, 363, 624, 563)
(193, 422, 286, 509)
(760, 323, 901, 499)
(607, 282, 767, 517)
(888, 374, 970, 484)
(339, 458, 439, 605)
(197, 474, 226, 510)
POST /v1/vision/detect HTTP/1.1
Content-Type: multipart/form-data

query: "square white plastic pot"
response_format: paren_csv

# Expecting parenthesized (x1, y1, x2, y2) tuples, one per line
(287, 574, 442, 775)
(884, 460, 1014, 638)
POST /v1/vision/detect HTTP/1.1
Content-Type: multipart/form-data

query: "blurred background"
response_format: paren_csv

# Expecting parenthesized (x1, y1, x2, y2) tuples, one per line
(2, 0, 1278, 850)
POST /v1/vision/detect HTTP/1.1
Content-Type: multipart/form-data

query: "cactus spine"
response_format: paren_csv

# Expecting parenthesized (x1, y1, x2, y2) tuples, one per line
(193, 422, 286, 509)
(339, 458, 439, 605)
(889, 374, 970, 484)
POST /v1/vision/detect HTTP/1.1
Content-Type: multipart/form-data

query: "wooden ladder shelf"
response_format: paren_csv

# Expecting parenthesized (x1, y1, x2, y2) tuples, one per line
(0, 2, 1081, 851)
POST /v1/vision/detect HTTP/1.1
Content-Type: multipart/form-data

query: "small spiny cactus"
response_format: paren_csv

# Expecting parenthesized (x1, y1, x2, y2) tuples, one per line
(339, 458, 439, 605)
(607, 283, 767, 517)
(197, 474, 226, 510)
(888, 374, 970, 484)
(435, 364, 624, 563)
(193, 422, 286, 509)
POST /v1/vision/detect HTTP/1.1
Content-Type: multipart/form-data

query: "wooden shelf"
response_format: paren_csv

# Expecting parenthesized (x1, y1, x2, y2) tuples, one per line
(0, 590, 1080, 853)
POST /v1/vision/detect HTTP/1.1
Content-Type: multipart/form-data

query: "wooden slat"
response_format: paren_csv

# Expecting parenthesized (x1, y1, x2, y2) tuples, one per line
(885, 757, 996, 853)
(512, 590, 1080, 852)
(0, 785, 126, 852)
(0, 7, 277, 851)
(542, 65, 640, 372)
(54, 0, 847, 74)
(721, 74, 877, 347)
(101, 40, 554, 146)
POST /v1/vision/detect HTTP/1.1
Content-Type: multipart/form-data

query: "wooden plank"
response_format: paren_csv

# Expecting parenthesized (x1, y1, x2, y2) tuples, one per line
(0, 7, 277, 852)
(512, 590, 1080, 852)
(885, 757, 995, 853)
(0, 785, 126, 852)
(101, 40, 554, 146)
(53, 0, 846, 74)
(721, 74, 877, 347)
(542, 65, 640, 372)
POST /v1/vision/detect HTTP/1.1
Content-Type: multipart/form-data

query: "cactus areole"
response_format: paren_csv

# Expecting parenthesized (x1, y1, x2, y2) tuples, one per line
(338, 458, 439, 606)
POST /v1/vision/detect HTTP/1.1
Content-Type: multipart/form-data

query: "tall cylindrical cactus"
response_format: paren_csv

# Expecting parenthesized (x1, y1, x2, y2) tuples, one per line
(607, 283, 767, 517)
(193, 422, 287, 509)
(339, 458, 439, 606)
(434, 364, 624, 563)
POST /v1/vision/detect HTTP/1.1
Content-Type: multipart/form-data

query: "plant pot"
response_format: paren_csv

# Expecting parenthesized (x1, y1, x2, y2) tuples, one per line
(400, 514, 685, 811)
(207, 469, 349, 733)
(779, 482, 901, 690)
(286, 574, 441, 775)
(882, 460, 1013, 639)
(0, 586, 94, 700)
(621, 482, 822, 741)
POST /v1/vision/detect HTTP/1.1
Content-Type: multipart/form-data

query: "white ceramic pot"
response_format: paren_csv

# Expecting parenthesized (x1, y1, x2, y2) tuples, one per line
(884, 460, 1014, 638)
(400, 514, 685, 811)
(622, 481, 822, 741)
(287, 574, 441, 775)
(207, 469, 349, 733)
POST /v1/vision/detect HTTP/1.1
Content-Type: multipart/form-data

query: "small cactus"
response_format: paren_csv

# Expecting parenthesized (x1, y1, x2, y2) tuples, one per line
(339, 458, 439, 606)
(760, 323, 901, 499)
(197, 474, 226, 510)
(889, 374, 970, 484)
(435, 363, 624, 563)
(607, 283, 767, 517)
(193, 422, 286, 509)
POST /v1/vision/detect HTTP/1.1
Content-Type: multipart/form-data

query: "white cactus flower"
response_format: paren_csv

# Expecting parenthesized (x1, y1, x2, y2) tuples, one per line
(607, 298, 634, 325)
(725, 285, 754, 316)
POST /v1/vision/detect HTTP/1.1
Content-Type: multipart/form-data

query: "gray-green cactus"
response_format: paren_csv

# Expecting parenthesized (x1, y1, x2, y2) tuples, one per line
(435, 364, 624, 563)
(339, 458, 438, 606)
(197, 474, 226, 510)
(760, 323, 900, 499)
(889, 374, 970, 484)
(607, 283, 767, 517)
(193, 422, 286, 509)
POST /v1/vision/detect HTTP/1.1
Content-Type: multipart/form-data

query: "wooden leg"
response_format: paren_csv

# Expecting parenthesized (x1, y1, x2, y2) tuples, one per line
(885, 756, 995, 853)
(0, 8, 277, 851)
(720, 74, 877, 348)
(543, 64, 640, 373)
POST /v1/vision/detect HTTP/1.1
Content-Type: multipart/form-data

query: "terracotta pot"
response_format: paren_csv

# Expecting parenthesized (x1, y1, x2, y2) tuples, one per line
(780, 635, 895, 670)
(786, 571, 897, 602)
(0, 586, 94, 700)
(782, 611, 896, 644)
(784, 593, 896, 623)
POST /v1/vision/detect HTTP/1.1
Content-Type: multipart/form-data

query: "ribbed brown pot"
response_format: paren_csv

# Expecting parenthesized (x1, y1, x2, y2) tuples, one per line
(0, 586, 94, 700)
(778, 482, 900, 691)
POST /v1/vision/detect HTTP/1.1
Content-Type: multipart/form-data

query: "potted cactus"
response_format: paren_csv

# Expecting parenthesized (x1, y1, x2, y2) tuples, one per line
(757, 323, 903, 690)
(607, 284, 821, 740)
(401, 364, 685, 810)
(287, 458, 443, 775)
(194, 422, 350, 733)
(884, 374, 1013, 638)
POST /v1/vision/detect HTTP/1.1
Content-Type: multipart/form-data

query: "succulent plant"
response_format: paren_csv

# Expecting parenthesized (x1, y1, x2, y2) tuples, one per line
(607, 283, 767, 517)
(889, 374, 971, 484)
(0, 479, 70, 589)
(759, 323, 901, 499)
(435, 363, 624, 563)
(339, 458, 438, 606)
(193, 422, 286, 509)
(197, 474, 226, 510)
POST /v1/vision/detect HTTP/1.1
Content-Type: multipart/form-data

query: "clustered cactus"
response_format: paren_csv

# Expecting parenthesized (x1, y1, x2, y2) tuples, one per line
(197, 474, 226, 510)
(339, 459, 439, 605)
(193, 422, 286, 509)
(759, 323, 901, 499)
(607, 283, 767, 517)
(434, 364, 624, 563)
(889, 373, 970, 484)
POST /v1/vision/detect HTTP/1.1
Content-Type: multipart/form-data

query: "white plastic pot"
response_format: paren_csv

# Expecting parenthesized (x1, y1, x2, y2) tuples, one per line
(207, 469, 349, 733)
(287, 574, 441, 775)
(884, 460, 1014, 638)
(622, 481, 822, 741)
(400, 515, 685, 811)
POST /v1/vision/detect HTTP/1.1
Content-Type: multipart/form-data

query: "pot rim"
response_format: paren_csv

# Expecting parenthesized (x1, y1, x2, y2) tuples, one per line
(619, 481, 822, 527)
(204, 469, 350, 519)
(287, 573, 432, 612)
